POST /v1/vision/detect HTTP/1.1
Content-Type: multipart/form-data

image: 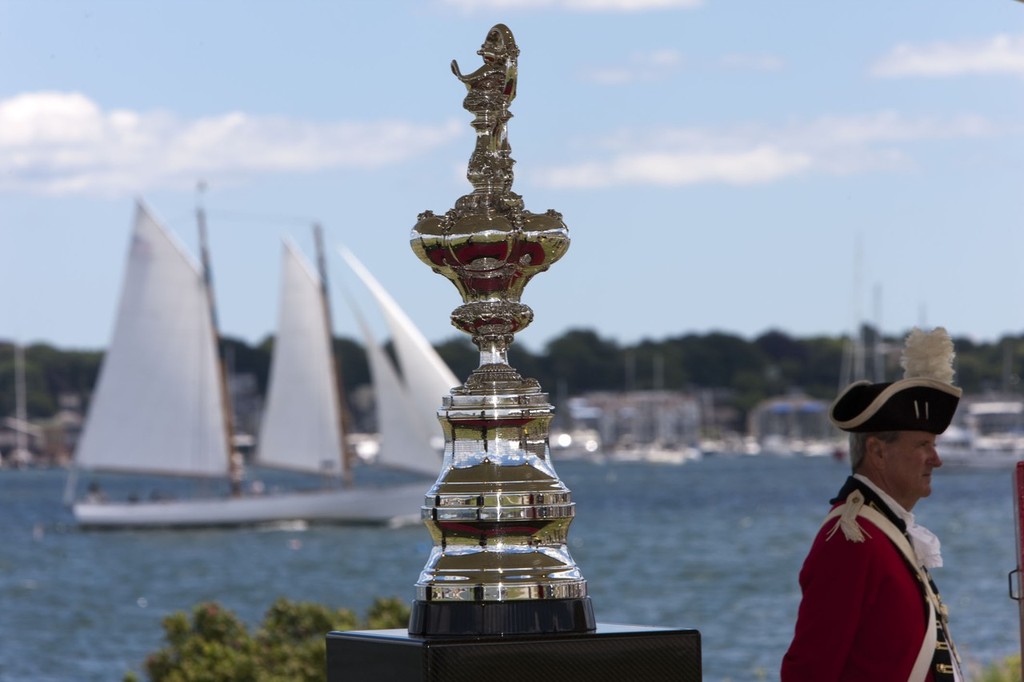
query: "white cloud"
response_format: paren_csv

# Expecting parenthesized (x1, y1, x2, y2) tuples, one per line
(584, 49, 784, 85)
(441, 0, 702, 12)
(582, 49, 684, 84)
(533, 111, 1001, 189)
(871, 33, 1024, 78)
(0, 91, 462, 196)
(3, 92, 1007, 195)
(719, 53, 785, 72)
(539, 146, 812, 188)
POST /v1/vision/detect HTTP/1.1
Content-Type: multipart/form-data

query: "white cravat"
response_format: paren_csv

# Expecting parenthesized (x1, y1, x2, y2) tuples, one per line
(853, 474, 943, 569)
(907, 522, 943, 569)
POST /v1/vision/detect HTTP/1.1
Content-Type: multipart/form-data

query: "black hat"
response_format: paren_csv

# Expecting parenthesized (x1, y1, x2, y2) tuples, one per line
(830, 378, 961, 433)
(829, 327, 962, 434)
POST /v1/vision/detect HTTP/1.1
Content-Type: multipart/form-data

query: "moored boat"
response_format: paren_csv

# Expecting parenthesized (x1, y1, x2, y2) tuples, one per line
(937, 397, 1024, 467)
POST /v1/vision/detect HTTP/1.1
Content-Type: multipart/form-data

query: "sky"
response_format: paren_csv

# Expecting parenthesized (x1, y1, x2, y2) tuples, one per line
(3, 0, 1024, 354)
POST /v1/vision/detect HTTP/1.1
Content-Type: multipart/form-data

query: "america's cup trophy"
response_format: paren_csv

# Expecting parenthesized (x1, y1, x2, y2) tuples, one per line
(408, 23, 596, 636)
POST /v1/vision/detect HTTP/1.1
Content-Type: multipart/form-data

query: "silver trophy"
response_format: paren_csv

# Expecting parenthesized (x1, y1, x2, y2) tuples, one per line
(408, 23, 595, 636)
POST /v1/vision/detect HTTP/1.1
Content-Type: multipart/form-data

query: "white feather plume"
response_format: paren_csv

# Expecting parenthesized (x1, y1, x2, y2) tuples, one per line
(900, 327, 956, 384)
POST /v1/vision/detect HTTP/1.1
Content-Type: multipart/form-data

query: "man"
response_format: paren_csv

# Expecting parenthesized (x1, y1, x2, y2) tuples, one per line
(781, 328, 963, 682)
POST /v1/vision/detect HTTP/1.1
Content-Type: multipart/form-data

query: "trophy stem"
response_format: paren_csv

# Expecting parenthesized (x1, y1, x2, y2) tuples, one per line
(477, 337, 508, 368)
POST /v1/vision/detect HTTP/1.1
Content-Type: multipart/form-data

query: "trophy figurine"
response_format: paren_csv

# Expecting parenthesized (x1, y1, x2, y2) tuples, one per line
(408, 23, 596, 636)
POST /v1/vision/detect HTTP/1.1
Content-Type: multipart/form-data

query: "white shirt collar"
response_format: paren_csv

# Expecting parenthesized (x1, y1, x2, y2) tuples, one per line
(853, 473, 914, 524)
(852, 473, 943, 569)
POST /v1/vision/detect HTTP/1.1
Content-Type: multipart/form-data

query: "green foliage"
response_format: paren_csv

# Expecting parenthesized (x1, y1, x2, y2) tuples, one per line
(138, 603, 259, 682)
(974, 654, 1022, 682)
(364, 596, 411, 630)
(125, 597, 409, 682)
(435, 336, 477, 381)
(220, 337, 272, 396)
(0, 342, 102, 418)
(543, 329, 623, 393)
(332, 337, 371, 390)
(10, 329, 1024, 435)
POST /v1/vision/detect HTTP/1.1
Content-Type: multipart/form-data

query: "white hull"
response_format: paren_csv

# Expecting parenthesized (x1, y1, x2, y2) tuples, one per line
(73, 481, 430, 529)
(938, 445, 1024, 469)
(609, 445, 702, 465)
(937, 399, 1024, 468)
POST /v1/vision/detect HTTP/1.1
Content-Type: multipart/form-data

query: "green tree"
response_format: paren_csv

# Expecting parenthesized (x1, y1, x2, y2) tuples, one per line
(127, 597, 408, 682)
(11, 330, 1024, 442)
(253, 598, 360, 682)
(543, 329, 621, 394)
(221, 336, 271, 395)
(140, 602, 259, 682)
(334, 336, 370, 393)
(974, 654, 1022, 682)
(434, 336, 478, 382)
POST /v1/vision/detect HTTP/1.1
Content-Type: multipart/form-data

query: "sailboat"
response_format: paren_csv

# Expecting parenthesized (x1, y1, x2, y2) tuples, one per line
(68, 201, 451, 528)
(337, 244, 458, 465)
(936, 397, 1024, 467)
(7, 344, 36, 467)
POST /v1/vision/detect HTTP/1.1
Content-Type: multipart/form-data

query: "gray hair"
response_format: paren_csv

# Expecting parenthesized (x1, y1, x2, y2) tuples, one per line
(848, 431, 901, 471)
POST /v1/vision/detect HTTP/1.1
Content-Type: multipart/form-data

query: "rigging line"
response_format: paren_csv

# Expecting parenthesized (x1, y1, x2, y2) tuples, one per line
(204, 207, 320, 227)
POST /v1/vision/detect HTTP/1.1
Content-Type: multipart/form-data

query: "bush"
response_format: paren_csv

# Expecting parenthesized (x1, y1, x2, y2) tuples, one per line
(125, 597, 410, 682)
(974, 655, 1022, 682)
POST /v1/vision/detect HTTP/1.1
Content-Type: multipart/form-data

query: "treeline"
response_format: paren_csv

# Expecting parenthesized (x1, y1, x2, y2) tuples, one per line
(2, 326, 1023, 424)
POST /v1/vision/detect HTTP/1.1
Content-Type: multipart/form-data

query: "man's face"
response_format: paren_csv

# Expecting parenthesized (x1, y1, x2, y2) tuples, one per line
(873, 430, 943, 510)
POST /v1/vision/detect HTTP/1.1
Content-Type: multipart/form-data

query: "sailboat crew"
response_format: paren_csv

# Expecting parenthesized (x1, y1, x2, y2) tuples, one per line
(782, 327, 963, 682)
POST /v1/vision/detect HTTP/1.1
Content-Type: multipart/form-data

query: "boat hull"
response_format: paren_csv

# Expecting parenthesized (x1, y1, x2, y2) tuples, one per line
(73, 482, 430, 529)
(937, 445, 1024, 468)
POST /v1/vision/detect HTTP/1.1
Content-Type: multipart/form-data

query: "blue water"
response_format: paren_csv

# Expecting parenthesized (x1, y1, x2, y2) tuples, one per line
(1, 456, 1019, 681)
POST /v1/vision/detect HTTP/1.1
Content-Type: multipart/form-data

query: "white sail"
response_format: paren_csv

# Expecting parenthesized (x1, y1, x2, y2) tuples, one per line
(74, 201, 230, 478)
(347, 293, 444, 479)
(338, 246, 457, 454)
(255, 239, 344, 476)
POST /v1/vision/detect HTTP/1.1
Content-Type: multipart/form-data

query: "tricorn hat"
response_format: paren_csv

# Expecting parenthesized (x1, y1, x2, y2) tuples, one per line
(830, 327, 962, 434)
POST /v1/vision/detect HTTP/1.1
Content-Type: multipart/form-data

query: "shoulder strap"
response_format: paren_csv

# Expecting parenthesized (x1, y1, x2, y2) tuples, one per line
(821, 503, 939, 682)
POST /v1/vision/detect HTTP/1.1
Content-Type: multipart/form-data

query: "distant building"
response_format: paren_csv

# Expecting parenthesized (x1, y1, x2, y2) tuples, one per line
(568, 390, 702, 459)
(1, 392, 85, 467)
(0, 417, 41, 467)
(747, 393, 842, 457)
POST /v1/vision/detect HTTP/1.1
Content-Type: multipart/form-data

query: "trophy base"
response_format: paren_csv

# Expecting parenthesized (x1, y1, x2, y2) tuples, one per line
(407, 597, 596, 636)
(326, 623, 702, 682)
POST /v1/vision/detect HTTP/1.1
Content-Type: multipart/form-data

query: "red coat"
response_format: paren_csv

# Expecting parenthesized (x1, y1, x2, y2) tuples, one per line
(781, 500, 933, 681)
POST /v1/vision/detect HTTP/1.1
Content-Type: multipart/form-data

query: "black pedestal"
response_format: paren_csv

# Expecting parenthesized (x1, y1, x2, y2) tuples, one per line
(408, 596, 596, 636)
(326, 623, 702, 682)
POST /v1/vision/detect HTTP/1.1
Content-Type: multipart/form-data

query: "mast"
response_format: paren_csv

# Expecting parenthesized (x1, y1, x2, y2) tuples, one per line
(313, 224, 355, 486)
(872, 283, 885, 383)
(839, 235, 865, 391)
(1004, 338, 1014, 396)
(196, 183, 242, 495)
(13, 343, 29, 462)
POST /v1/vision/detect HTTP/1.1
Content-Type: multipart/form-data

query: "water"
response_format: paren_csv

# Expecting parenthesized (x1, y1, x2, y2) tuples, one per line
(1, 456, 1019, 681)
